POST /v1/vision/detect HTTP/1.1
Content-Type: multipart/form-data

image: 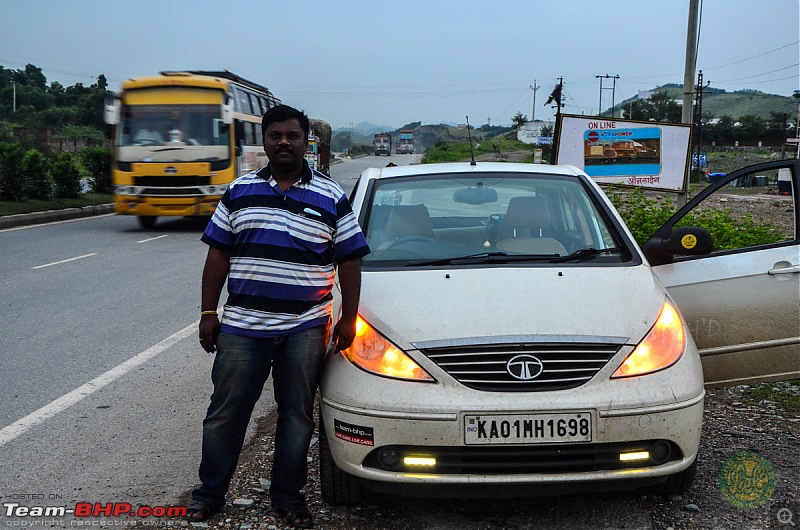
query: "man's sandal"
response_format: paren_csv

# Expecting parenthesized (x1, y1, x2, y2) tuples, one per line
(184, 500, 218, 522)
(273, 504, 314, 529)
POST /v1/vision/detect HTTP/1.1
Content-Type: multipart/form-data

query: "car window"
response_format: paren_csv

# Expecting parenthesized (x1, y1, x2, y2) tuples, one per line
(673, 166, 796, 255)
(361, 172, 629, 267)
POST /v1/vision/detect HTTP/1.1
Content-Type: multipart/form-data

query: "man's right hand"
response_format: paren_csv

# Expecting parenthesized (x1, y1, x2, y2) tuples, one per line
(198, 314, 220, 353)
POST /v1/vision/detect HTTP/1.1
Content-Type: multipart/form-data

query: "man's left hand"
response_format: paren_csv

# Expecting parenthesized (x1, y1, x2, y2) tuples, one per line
(332, 317, 357, 352)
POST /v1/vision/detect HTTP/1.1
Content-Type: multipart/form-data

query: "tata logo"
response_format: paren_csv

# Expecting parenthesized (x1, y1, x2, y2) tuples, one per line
(164, 166, 178, 174)
(506, 355, 544, 380)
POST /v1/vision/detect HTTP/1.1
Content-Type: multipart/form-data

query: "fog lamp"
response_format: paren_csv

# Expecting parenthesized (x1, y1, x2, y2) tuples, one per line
(378, 447, 402, 471)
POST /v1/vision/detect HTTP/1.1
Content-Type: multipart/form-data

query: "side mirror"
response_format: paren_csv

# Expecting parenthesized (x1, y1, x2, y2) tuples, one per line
(104, 96, 120, 125)
(221, 94, 234, 125)
(643, 226, 713, 265)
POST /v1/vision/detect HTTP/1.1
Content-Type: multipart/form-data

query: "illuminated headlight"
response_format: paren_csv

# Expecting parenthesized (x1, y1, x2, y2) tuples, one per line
(341, 316, 434, 382)
(612, 301, 685, 378)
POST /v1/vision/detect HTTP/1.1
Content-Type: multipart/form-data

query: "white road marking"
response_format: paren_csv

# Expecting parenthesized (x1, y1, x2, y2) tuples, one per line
(137, 234, 169, 244)
(32, 253, 98, 269)
(0, 213, 115, 233)
(0, 320, 200, 447)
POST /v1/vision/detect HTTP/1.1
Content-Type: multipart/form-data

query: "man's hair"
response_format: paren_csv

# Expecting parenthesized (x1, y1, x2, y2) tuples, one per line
(261, 104, 310, 138)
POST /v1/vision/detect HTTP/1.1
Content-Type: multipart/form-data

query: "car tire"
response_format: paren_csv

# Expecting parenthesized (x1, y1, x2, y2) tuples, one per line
(138, 216, 157, 230)
(319, 410, 362, 506)
(650, 460, 697, 496)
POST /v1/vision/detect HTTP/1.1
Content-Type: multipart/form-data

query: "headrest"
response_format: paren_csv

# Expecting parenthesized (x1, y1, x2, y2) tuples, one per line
(504, 196, 550, 228)
(385, 204, 434, 239)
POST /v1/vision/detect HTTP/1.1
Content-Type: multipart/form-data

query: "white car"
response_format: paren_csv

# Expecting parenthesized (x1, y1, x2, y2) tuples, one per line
(320, 160, 799, 504)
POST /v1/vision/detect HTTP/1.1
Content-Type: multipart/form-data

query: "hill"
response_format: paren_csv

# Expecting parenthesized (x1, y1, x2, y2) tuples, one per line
(616, 84, 798, 120)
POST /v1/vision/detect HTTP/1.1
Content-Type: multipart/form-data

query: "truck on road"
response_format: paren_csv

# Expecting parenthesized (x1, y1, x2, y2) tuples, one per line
(308, 118, 332, 175)
(374, 132, 392, 156)
(396, 129, 414, 154)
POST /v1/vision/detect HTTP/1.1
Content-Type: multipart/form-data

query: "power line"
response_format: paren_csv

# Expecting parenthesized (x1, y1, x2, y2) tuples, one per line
(711, 63, 799, 83)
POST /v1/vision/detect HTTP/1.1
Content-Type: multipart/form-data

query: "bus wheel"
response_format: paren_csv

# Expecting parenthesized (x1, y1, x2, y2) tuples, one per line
(138, 216, 157, 230)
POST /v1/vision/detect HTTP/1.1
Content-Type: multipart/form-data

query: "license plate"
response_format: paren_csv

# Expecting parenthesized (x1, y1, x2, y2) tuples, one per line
(464, 412, 592, 445)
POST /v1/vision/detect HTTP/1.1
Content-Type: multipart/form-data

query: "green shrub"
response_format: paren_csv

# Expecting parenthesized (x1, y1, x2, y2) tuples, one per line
(51, 153, 83, 198)
(608, 186, 784, 250)
(20, 149, 54, 200)
(81, 146, 112, 194)
(0, 142, 26, 201)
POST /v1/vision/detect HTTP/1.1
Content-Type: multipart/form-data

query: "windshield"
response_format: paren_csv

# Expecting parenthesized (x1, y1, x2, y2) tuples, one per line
(117, 103, 231, 164)
(361, 172, 629, 267)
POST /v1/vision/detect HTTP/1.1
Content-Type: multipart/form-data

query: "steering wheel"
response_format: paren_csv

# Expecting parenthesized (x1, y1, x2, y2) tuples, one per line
(134, 139, 160, 146)
(382, 236, 436, 249)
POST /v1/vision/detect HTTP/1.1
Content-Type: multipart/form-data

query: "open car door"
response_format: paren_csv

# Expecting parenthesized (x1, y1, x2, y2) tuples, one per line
(645, 160, 799, 388)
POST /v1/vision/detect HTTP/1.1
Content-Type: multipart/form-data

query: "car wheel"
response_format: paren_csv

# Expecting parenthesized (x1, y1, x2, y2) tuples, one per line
(650, 460, 697, 496)
(319, 410, 362, 506)
(137, 216, 157, 230)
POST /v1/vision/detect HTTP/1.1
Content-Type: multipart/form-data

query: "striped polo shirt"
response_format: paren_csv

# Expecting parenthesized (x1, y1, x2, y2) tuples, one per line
(201, 162, 370, 338)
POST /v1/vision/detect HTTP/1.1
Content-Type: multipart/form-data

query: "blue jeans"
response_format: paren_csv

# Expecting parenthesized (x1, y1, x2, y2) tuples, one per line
(191, 323, 329, 511)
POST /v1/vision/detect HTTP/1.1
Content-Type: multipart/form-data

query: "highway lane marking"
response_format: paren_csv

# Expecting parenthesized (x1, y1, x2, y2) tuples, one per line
(0, 213, 115, 233)
(137, 234, 169, 243)
(32, 253, 98, 269)
(0, 320, 199, 447)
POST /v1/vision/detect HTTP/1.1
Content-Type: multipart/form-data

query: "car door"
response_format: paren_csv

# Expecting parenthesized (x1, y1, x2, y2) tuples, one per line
(646, 160, 799, 388)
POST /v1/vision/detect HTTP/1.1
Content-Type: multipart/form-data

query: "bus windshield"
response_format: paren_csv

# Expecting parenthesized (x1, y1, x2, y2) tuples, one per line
(117, 103, 231, 163)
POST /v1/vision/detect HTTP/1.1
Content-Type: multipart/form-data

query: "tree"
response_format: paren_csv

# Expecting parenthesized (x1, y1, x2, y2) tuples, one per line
(626, 90, 681, 123)
(511, 112, 528, 129)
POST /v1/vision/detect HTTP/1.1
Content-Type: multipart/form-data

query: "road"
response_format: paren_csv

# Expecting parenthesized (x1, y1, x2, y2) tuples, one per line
(0, 153, 421, 523)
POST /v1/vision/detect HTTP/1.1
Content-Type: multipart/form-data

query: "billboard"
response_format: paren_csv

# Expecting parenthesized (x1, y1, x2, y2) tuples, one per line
(554, 115, 692, 192)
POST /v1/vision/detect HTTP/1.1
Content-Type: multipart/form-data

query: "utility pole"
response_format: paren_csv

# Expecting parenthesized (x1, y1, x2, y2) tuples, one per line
(682, 0, 700, 126)
(11, 80, 15, 113)
(680, 0, 701, 207)
(692, 70, 710, 174)
(595, 75, 620, 117)
(529, 80, 539, 125)
(546, 78, 564, 163)
(794, 90, 800, 159)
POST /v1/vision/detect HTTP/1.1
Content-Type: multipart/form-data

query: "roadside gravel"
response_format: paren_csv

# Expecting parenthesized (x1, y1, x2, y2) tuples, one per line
(178, 381, 799, 530)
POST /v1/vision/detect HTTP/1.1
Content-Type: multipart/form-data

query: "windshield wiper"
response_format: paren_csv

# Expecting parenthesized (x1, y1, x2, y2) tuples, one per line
(407, 252, 559, 266)
(550, 247, 622, 263)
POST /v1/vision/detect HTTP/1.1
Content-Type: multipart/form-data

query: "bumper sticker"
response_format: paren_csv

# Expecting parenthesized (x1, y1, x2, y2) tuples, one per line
(334, 419, 375, 446)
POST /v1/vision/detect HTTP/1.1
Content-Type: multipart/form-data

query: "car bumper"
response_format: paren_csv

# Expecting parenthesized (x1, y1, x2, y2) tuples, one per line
(114, 196, 220, 217)
(321, 391, 703, 487)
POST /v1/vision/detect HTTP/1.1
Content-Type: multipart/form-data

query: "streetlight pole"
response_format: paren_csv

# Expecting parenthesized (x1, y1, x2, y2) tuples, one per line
(11, 80, 16, 113)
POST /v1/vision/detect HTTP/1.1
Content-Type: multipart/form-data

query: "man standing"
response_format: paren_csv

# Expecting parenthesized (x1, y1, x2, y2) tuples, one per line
(187, 105, 369, 529)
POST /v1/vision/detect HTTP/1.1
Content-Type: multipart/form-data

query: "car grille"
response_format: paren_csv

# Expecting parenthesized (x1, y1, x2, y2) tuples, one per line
(364, 440, 680, 474)
(419, 342, 621, 392)
(134, 175, 210, 197)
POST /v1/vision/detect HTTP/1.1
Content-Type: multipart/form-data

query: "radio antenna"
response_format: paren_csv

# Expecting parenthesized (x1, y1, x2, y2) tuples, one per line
(466, 116, 476, 166)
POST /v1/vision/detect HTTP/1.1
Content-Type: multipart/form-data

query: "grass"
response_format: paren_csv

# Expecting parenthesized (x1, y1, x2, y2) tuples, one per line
(0, 193, 112, 217)
(741, 381, 800, 415)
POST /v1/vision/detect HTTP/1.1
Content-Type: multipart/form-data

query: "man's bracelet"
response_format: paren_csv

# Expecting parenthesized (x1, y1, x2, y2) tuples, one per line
(201, 310, 218, 316)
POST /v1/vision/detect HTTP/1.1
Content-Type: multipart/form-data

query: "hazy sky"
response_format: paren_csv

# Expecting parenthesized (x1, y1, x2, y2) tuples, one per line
(1, 0, 797, 129)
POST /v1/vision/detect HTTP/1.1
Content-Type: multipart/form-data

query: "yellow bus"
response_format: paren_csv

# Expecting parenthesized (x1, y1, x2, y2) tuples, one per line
(104, 70, 281, 229)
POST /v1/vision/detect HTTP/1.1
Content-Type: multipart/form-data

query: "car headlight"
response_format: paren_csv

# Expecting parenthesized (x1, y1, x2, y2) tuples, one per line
(612, 300, 685, 378)
(342, 316, 434, 382)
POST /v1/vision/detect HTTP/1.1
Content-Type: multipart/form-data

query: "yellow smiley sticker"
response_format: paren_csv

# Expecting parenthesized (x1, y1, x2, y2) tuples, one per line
(681, 234, 697, 249)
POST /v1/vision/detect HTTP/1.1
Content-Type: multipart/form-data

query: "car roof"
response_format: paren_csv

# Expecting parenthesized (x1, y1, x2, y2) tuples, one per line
(360, 162, 587, 182)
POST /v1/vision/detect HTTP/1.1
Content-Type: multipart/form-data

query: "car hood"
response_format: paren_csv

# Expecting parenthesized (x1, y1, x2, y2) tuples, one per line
(355, 265, 668, 348)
